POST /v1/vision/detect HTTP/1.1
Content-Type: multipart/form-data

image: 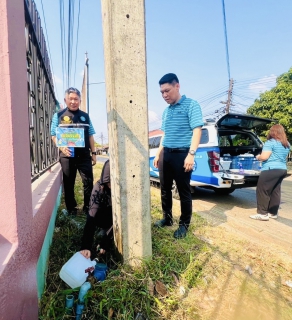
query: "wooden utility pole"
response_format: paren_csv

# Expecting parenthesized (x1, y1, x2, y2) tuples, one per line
(220, 78, 234, 113)
(101, 0, 152, 264)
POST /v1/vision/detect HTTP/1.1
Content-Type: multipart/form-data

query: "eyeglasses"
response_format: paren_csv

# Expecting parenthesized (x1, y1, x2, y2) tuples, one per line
(65, 87, 81, 97)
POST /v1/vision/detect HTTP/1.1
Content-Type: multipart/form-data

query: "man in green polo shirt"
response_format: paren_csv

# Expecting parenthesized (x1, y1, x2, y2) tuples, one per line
(153, 73, 203, 239)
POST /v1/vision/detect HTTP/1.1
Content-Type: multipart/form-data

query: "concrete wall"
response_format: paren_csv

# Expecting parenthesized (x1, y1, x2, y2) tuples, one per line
(0, 1, 62, 318)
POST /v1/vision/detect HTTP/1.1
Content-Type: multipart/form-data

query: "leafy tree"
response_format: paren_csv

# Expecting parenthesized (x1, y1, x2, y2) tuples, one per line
(247, 67, 292, 142)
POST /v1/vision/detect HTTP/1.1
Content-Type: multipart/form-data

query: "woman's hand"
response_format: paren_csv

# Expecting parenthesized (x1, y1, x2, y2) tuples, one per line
(80, 249, 91, 259)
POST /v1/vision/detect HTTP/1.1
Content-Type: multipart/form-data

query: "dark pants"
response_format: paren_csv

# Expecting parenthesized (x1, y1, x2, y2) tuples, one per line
(60, 155, 93, 212)
(82, 182, 113, 251)
(158, 149, 192, 228)
(81, 207, 113, 251)
(256, 169, 287, 215)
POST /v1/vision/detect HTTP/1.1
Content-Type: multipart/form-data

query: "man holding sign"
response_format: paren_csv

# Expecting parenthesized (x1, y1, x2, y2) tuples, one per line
(51, 87, 96, 215)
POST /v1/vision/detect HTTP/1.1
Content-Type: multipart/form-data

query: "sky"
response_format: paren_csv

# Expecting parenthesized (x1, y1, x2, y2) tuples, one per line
(34, 0, 292, 145)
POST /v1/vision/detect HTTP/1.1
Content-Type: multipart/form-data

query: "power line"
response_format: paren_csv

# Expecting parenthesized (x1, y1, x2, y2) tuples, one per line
(196, 85, 228, 102)
(67, 0, 72, 87)
(59, 0, 66, 94)
(221, 0, 231, 81)
(67, 0, 76, 87)
(40, 0, 59, 99)
(73, 0, 81, 86)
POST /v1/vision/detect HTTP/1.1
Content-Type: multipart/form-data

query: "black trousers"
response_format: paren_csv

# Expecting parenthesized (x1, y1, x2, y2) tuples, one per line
(81, 207, 113, 251)
(256, 169, 287, 215)
(158, 149, 192, 228)
(59, 155, 93, 212)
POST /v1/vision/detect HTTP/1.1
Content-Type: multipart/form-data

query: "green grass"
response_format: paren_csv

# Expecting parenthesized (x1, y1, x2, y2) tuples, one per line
(38, 164, 208, 320)
(39, 163, 292, 319)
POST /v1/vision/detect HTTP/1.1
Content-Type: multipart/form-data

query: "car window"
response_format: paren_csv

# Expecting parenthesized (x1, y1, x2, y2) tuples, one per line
(231, 133, 254, 146)
(200, 129, 209, 144)
(149, 137, 156, 149)
(152, 136, 162, 148)
(219, 132, 256, 147)
(219, 136, 232, 146)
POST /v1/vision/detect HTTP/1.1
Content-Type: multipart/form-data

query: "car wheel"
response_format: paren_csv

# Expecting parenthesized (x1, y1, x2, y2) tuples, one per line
(214, 188, 235, 195)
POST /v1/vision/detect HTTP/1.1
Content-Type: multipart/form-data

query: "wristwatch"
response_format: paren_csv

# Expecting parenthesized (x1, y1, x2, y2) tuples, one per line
(92, 152, 97, 155)
(189, 150, 196, 156)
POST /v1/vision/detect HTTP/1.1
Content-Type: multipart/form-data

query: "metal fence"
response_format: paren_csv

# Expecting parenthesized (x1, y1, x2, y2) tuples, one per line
(25, 0, 59, 182)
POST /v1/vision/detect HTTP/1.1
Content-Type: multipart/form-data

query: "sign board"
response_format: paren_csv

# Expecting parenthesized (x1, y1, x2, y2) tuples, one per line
(56, 127, 85, 147)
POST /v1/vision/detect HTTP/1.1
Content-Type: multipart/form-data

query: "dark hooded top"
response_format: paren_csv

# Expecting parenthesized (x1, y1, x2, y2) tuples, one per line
(81, 160, 113, 252)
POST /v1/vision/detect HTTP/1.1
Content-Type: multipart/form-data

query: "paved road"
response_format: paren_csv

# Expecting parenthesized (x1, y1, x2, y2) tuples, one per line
(193, 176, 292, 259)
(97, 156, 109, 163)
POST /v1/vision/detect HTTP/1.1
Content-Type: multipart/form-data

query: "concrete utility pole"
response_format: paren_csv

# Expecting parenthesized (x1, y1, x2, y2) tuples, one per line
(220, 78, 234, 113)
(101, 0, 152, 264)
(85, 52, 89, 114)
(100, 132, 104, 148)
(80, 53, 89, 113)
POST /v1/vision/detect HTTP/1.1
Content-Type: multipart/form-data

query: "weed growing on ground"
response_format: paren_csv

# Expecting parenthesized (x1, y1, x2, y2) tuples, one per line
(39, 164, 292, 320)
(39, 164, 208, 319)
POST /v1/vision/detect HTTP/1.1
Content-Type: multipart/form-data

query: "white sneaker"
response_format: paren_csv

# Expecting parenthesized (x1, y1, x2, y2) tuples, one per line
(249, 214, 269, 221)
(268, 213, 278, 219)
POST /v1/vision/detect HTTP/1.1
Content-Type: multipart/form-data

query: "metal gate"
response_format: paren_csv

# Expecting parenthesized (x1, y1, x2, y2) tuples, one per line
(24, 0, 59, 182)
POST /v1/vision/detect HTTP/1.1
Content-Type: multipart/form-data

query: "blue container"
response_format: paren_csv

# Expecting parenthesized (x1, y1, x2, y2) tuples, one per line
(252, 160, 261, 170)
(68, 147, 75, 157)
(93, 263, 108, 282)
(230, 157, 238, 169)
(230, 156, 253, 169)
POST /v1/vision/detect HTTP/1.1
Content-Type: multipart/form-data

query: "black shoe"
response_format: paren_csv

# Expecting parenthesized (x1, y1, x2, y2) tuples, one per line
(173, 226, 187, 239)
(154, 218, 173, 228)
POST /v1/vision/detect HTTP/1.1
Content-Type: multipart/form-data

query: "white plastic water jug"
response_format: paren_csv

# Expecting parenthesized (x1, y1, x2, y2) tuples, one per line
(59, 252, 96, 288)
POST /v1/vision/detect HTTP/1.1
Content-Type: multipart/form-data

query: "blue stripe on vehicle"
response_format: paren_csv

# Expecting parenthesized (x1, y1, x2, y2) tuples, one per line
(149, 147, 220, 186)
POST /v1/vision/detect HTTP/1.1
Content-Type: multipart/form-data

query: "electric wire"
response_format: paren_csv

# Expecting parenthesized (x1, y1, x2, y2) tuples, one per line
(62, 0, 67, 89)
(221, 0, 231, 81)
(40, 0, 59, 99)
(196, 85, 229, 102)
(59, 0, 66, 94)
(70, 0, 75, 84)
(67, 0, 72, 87)
(73, 0, 81, 86)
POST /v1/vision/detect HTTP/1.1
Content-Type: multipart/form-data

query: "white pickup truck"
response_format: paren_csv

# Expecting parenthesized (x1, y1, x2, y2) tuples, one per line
(149, 113, 274, 198)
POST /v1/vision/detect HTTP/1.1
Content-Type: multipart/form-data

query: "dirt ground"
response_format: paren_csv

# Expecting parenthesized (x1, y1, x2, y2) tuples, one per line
(151, 185, 292, 320)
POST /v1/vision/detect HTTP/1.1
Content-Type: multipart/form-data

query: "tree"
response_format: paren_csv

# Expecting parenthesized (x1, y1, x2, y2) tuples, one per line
(247, 67, 292, 142)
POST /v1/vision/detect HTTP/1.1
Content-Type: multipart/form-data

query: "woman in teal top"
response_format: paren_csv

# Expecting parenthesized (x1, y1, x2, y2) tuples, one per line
(250, 124, 290, 221)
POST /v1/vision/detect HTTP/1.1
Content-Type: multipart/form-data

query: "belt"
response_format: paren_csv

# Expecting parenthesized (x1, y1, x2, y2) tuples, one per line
(164, 147, 189, 153)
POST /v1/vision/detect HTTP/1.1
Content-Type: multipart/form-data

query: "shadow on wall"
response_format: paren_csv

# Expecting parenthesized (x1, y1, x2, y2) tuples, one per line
(0, 235, 14, 275)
